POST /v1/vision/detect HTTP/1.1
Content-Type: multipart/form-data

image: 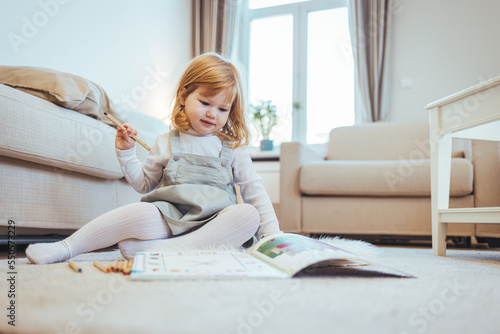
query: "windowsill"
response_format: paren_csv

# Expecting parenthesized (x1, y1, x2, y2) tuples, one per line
(249, 146, 280, 161)
(248, 142, 327, 161)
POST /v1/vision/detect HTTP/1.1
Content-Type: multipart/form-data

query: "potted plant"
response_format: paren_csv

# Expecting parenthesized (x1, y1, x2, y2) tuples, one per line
(250, 100, 278, 151)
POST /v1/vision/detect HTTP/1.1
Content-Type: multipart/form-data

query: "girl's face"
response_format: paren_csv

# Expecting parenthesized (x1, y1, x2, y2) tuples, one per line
(181, 87, 232, 136)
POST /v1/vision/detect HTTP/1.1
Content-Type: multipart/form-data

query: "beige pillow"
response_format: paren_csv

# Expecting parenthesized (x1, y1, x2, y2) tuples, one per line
(0, 66, 125, 126)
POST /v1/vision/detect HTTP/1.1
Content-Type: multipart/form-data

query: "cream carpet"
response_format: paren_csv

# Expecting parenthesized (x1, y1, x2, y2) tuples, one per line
(1, 245, 499, 334)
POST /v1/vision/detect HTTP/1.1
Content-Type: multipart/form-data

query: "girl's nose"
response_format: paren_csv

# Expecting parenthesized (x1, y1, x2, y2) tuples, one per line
(206, 108, 216, 119)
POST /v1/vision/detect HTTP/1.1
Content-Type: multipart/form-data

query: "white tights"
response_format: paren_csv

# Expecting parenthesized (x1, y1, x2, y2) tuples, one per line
(25, 202, 260, 264)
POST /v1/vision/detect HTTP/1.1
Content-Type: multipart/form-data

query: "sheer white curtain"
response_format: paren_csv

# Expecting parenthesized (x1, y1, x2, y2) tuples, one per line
(348, 0, 392, 123)
(192, 0, 239, 57)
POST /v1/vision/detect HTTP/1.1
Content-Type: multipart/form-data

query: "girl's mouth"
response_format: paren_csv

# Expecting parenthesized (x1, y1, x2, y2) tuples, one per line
(201, 120, 215, 126)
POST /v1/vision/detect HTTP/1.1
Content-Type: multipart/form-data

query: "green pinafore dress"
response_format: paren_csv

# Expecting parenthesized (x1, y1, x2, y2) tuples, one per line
(140, 130, 238, 236)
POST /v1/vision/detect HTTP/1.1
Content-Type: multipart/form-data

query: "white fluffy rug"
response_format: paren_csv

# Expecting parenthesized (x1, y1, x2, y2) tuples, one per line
(315, 236, 381, 258)
(1, 243, 499, 334)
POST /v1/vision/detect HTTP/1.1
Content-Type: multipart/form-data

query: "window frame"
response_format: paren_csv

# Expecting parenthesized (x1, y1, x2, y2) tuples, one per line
(239, 0, 349, 143)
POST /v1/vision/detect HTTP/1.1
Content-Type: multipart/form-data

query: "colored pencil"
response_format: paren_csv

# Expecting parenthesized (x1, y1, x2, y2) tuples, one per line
(103, 112, 151, 151)
(68, 259, 82, 273)
(93, 260, 110, 273)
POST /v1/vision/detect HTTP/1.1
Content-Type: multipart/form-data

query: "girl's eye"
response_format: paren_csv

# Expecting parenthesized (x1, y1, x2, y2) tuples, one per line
(219, 108, 228, 112)
(200, 100, 209, 106)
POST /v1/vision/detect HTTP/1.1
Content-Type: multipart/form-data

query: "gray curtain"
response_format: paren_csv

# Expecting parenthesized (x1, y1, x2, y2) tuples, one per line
(192, 0, 239, 57)
(348, 0, 392, 123)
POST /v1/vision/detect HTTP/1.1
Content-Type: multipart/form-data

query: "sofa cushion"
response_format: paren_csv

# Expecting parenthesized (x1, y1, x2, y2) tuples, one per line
(0, 84, 165, 179)
(327, 122, 468, 160)
(299, 158, 473, 197)
(0, 66, 125, 127)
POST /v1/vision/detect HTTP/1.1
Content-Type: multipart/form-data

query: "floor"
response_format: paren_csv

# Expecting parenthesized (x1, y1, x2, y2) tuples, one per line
(2, 244, 500, 334)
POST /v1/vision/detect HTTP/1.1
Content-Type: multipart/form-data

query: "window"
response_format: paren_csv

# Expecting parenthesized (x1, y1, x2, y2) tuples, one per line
(239, 0, 354, 146)
(248, 0, 312, 9)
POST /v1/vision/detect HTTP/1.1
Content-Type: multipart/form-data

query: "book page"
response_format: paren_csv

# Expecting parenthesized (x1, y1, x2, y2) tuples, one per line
(250, 233, 366, 276)
(130, 250, 288, 280)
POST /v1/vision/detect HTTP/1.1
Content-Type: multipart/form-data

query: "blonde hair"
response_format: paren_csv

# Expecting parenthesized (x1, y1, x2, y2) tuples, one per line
(170, 53, 250, 148)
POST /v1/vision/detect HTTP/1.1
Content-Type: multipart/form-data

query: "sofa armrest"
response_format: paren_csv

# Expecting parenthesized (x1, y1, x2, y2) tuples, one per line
(279, 142, 325, 232)
(472, 140, 500, 207)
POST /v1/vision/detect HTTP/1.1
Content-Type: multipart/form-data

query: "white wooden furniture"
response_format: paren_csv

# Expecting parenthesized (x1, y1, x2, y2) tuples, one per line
(426, 76, 500, 256)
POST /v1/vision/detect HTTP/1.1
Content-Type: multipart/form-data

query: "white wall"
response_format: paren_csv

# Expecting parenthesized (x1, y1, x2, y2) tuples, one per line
(389, 0, 500, 122)
(0, 0, 192, 120)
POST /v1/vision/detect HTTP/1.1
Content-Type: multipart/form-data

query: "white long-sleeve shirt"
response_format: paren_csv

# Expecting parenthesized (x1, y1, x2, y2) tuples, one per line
(116, 131, 282, 238)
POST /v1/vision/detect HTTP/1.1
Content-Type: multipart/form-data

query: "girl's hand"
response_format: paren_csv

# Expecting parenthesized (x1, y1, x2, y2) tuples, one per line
(115, 124, 137, 150)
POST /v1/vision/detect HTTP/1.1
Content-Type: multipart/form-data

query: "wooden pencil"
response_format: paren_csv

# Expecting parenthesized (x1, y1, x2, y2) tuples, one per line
(93, 260, 110, 273)
(103, 112, 151, 151)
(111, 260, 118, 272)
(68, 259, 82, 273)
(121, 259, 133, 275)
(117, 261, 124, 272)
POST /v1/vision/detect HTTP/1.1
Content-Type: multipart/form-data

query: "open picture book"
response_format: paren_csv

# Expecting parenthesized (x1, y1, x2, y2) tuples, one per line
(130, 233, 371, 280)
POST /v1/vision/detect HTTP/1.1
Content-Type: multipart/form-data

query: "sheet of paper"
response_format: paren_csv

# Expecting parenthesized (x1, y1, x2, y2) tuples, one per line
(131, 250, 288, 280)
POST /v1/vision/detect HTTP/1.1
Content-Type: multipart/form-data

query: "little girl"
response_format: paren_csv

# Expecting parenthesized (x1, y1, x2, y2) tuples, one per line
(26, 53, 282, 265)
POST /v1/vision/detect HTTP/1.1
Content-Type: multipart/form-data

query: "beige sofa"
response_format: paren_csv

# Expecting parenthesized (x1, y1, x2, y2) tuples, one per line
(0, 83, 168, 241)
(279, 121, 500, 243)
